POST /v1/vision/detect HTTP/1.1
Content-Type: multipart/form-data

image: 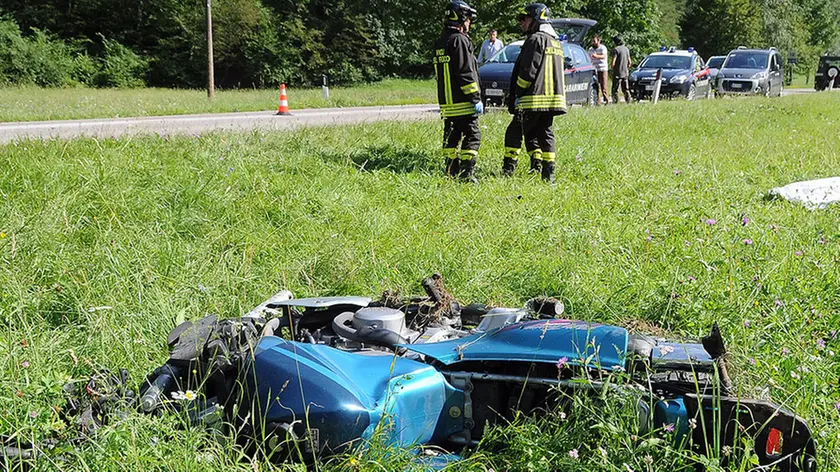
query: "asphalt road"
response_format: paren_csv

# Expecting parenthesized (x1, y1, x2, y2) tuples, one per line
(0, 90, 824, 143)
(0, 104, 440, 144)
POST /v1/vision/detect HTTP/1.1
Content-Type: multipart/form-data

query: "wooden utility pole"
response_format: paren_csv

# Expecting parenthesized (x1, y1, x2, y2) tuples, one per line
(206, 0, 215, 99)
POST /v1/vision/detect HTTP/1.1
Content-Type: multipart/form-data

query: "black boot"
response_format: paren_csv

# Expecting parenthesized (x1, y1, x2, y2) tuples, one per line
(459, 158, 478, 183)
(445, 158, 461, 178)
(501, 157, 518, 177)
(541, 161, 555, 183)
(529, 157, 542, 174)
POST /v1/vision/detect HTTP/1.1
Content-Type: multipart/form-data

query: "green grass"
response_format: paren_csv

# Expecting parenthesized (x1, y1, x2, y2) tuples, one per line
(0, 79, 436, 123)
(2, 93, 840, 470)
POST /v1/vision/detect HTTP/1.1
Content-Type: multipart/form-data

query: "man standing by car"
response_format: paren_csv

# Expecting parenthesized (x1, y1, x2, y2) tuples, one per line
(611, 35, 632, 103)
(434, 1, 483, 182)
(507, 3, 566, 183)
(477, 29, 504, 63)
(588, 34, 610, 104)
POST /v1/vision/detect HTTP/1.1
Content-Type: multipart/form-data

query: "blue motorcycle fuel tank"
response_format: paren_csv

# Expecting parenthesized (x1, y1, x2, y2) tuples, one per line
(247, 337, 464, 454)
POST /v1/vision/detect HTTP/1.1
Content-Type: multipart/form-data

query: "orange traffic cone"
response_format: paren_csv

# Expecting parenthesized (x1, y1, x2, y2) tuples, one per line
(277, 83, 292, 115)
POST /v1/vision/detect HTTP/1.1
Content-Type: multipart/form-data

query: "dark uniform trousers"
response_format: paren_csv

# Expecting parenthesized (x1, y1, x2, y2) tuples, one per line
(503, 112, 555, 163)
(443, 116, 481, 161)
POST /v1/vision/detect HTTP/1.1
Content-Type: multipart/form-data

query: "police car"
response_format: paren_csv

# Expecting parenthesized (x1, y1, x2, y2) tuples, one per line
(478, 18, 599, 107)
(629, 47, 713, 100)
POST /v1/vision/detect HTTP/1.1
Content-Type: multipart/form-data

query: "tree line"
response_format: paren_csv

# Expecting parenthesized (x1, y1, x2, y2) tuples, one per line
(0, 0, 837, 89)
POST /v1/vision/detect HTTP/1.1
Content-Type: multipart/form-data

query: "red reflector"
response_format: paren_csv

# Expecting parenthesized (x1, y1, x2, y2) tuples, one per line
(766, 427, 783, 456)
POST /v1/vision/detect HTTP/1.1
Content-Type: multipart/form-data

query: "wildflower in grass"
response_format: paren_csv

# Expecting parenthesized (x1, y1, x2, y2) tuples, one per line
(646, 235, 653, 242)
(819, 236, 826, 245)
(29, 410, 38, 418)
(722, 445, 732, 457)
(643, 455, 653, 465)
(674, 169, 680, 175)
(663, 423, 675, 433)
(705, 218, 716, 226)
(569, 449, 579, 459)
(658, 345, 675, 356)
(688, 418, 697, 429)
(575, 153, 582, 162)
(0, 232, 6, 238)
(21, 361, 30, 368)
(831, 330, 837, 339)
(791, 371, 800, 380)
(742, 216, 750, 226)
(817, 339, 826, 350)
(198, 284, 208, 293)
(742, 238, 753, 245)
(782, 347, 790, 355)
(556, 356, 569, 370)
(171, 390, 197, 401)
(687, 275, 696, 282)
(624, 464, 635, 472)
(795, 250, 803, 257)
(775, 299, 784, 308)
(598, 447, 608, 459)
(834, 401, 840, 412)
(743, 320, 750, 328)
(749, 358, 757, 366)
(559, 411, 567, 420)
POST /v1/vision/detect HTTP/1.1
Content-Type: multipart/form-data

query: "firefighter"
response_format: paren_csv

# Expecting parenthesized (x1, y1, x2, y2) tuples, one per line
(434, 1, 483, 182)
(510, 3, 566, 183)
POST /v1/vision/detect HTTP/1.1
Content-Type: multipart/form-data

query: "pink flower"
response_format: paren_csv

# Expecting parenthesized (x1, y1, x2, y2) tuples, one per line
(817, 339, 826, 350)
(687, 275, 696, 282)
(774, 299, 784, 307)
(782, 347, 790, 355)
(21, 361, 30, 368)
(742, 216, 750, 226)
(835, 401, 840, 411)
(569, 449, 579, 459)
(749, 358, 757, 366)
(29, 410, 38, 418)
(795, 250, 803, 257)
(557, 356, 569, 370)
(742, 238, 753, 245)
(646, 235, 653, 242)
(674, 169, 681, 175)
(663, 423, 675, 433)
(819, 236, 826, 245)
(743, 319, 750, 328)
(705, 219, 717, 226)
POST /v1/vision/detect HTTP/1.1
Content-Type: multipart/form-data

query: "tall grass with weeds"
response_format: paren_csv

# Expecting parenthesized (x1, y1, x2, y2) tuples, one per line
(2, 92, 840, 470)
(0, 79, 435, 123)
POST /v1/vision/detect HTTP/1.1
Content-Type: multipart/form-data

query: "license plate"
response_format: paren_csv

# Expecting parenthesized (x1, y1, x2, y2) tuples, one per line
(645, 85, 655, 91)
(731, 83, 742, 89)
(485, 88, 504, 97)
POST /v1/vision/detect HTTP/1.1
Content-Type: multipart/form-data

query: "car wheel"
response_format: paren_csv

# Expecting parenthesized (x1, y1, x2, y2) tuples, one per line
(778, 81, 784, 97)
(764, 84, 771, 98)
(686, 84, 696, 101)
(587, 84, 598, 106)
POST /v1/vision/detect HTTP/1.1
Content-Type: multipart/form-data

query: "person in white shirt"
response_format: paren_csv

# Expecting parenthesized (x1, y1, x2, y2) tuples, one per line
(477, 29, 504, 63)
(588, 34, 610, 104)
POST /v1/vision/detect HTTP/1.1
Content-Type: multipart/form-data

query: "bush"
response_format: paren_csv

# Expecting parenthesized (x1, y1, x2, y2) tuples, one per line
(91, 36, 148, 88)
(0, 16, 78, 86)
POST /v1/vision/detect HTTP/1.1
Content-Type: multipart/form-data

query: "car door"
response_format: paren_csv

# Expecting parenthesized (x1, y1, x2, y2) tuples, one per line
(563, 44, 590, 104)
(773, 53, 784, 91)
(694, 56, 711, 96)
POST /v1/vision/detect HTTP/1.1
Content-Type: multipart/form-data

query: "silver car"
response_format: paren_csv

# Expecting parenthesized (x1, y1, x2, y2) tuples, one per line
(717, 47, 784, 97)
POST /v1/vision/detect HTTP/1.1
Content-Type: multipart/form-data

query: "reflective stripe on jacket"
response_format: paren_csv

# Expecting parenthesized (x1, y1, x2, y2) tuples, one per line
(434, 28, 481, 118)
(513, 31, 567, 114)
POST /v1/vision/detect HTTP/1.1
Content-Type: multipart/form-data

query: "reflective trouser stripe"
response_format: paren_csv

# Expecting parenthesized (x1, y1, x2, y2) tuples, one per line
(529, 149, 543, 160)
(542, 152, 556, 162)
(460, 149, 478, 159)
(461, 82, 479, 94)
(517, 76, 532, 89)
(443, 65, 453, 105)
(504, 147, 521, 159)
(443, 148, 459, 160)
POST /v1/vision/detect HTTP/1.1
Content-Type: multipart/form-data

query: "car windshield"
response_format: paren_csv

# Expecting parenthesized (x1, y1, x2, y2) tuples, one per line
(723, 52, 769, 69)
(707, 57, 725, 69)
(487, 44, 521, 64)
(639, 55, 692, 70)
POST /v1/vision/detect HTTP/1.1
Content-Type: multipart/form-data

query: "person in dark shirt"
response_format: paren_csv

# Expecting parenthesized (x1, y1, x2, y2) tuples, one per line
(611, 36, 632, 103)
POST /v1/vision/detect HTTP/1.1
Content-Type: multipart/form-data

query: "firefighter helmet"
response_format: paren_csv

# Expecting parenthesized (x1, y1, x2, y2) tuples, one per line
(444, 1, 477, 27)
(517, 3, 551, 25)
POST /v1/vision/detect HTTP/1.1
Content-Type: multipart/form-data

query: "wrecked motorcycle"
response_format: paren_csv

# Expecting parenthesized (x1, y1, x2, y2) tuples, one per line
(136, 275, 816, 471)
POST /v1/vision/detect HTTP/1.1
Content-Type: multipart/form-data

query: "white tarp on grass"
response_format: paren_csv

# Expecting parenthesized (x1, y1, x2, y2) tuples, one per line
(768, 177, 840, 209)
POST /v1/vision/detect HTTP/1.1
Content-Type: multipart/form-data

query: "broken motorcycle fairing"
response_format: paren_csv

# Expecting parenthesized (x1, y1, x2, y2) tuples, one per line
(143, 276, 817, 471)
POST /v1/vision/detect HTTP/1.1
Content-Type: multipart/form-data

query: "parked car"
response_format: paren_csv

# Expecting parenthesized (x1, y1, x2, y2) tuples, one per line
(628, 47, 713, 100)
(814, 54, 840, 91)
(706, 55, 726, 90)
(717, 47, 784, 97)
(478, 18, 599, 107)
